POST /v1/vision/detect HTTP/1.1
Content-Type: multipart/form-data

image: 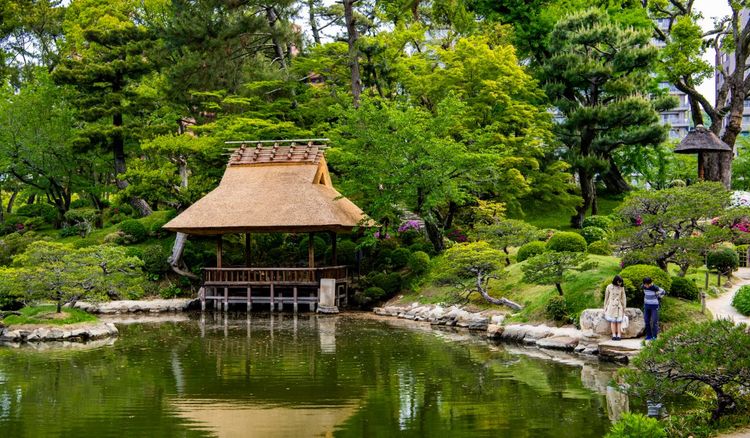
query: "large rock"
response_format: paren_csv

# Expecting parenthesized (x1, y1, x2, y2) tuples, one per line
(579, 308, 645, 339)
(598, 339, 643, 363)
(536, 335, 579, 351)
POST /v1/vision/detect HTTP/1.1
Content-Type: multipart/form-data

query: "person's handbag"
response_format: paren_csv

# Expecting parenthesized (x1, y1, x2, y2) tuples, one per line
(621, 315, 630, 329)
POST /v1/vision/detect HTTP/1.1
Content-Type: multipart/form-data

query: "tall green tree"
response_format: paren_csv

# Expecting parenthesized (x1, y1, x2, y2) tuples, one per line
(53, 0, 158, 216)
(540, 8, 671, 228)
(646, 0, 749, 187)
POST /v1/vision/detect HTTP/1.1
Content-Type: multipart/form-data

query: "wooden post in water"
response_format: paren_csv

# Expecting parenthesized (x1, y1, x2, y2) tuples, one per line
(308, 232, 315, 268)
(216, 235, 223, 268)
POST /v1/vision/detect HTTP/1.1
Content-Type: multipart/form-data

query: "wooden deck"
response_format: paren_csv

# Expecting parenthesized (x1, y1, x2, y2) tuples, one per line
(200, 266, 349, 312)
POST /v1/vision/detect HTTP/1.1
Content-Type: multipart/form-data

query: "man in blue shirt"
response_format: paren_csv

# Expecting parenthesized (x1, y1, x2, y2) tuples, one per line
(642, 277, 666, 341)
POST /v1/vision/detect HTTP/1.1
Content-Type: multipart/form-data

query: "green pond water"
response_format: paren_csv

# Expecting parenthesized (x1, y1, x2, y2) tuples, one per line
(0, 314, 626, 437)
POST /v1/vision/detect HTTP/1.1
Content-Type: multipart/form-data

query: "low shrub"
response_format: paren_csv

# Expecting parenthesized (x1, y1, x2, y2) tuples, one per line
(325, 239, 358, 265)
(63, 208, 99, 236)
(0, 231, 44, 266)
(159, 285, 183, 299)
(368, 272, 402, 295)
(408, 251, 430, 275)
(390, 247, 411, 269)
(580, 226, 607, 244)
(69, 198, 92, 209)
(546, 231, 587, 253)
(353, 286, 386, 308)
(21, 217, 45, 231)
(707, 248, 739, 274)
(619, 264, 672, 307)
(732, 285, 750, 316)
(59, 225, 82, 238)
(545, 295, 569, 322)
(587, 240, 612, 256)
(670, 276, 700, 301)
(117, 219, 148, 244)
(516, 241, 547, 262)
(15, 203, 58, 224)
(582, 215, 613, 230)
(408, 242, 433, 255)
(620, 250, 657, 268)
(141, 245, 170, 275)
(605, 413, 666, 438)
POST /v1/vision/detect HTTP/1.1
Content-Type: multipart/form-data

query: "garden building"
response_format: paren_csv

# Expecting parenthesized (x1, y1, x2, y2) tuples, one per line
(163, 139, 371, 312)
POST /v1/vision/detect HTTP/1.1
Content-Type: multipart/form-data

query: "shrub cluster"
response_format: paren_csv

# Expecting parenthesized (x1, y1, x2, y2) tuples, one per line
(15, 203, 58, 224)
(586, 240, 612, 255)
(582, 215, 613, 230)
(545, 295, 569, 322)
(580, 226, 607, 244)
(669, 276, 700, 301)
(141, 245, 170, 275)
(605, 413, 666, 438)
(390, 247, 411, 269)
(619, 264, 672, 306)
(733, 285, 750, 316)
(620, 250, 657, 268)
(117, 219, 148, 244)
(516, 241, 547, 262)
(408, 251, 430, 274)
(707, 247, 739, 274)
(546, 231, 587, 253)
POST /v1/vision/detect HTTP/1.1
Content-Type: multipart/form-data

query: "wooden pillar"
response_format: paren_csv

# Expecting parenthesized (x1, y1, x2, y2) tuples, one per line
(308, 232, 315, 268)
(216, 235, 223, 268)
(329, 231, 337, 265)
(245, 233, 252, 267)
(698, 152, 705, 180)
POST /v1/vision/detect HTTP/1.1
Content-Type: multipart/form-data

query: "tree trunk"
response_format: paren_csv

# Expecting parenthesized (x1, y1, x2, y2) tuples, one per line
(602, 158, 631, 194)
(713, 388, 735, 421)
(6, 189, 17, 213)
(343, 0, 362, 108)
(476, 272, 523, 310)
(308, 0, 321, 44)
(0, 189, 4, 223)
(503, 247, 510, 266)
(168, 232, 199, 279)
(112, 111, 153, 217)
(424, 220, 444, 253)
(56, 299, 62, 313)
(572, 168, 594, 228)
(555, 283, 564, 296)
(266, 7, 288, 70)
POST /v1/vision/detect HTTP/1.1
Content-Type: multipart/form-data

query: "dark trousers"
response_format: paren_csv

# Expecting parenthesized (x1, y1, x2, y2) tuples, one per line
(644, 304, 660, 339)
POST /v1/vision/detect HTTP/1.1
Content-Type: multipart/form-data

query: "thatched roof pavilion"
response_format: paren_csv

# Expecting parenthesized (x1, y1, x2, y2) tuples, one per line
(674, 125, 732, 180)
(164, 139, 369, 235)
(164, 139, 371, 313)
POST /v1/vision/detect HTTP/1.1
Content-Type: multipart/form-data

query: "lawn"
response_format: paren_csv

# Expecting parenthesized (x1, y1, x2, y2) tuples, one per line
(3, 305, 98, 326)
(513, 195, 625, 231)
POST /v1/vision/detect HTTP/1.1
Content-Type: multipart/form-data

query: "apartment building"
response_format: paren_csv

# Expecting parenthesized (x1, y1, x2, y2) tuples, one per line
(655, 18, 692, 139)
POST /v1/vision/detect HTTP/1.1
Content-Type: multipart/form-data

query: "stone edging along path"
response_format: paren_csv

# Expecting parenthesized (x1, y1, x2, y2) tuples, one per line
(374, 303, 643, 363)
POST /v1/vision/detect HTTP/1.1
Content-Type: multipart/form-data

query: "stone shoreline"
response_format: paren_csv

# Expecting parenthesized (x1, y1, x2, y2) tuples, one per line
(73, 298, 198, 314)
(0, 322, 119, 344)
(374, 303, 643, 362)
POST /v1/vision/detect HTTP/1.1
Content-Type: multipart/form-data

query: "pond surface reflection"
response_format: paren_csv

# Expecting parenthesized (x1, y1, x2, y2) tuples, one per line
(0, 313, 622, 437)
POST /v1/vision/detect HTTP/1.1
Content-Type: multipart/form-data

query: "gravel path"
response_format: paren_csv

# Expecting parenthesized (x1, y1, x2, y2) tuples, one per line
(705, 267, 750, 324)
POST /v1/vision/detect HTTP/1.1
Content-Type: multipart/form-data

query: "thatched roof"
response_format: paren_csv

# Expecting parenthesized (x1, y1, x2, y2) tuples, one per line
(163, 140, 371, 235)
(674, 125, 732, 154)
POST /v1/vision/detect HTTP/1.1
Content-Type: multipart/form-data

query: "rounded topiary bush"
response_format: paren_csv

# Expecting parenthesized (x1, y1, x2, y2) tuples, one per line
(732, 285, 750, 316)
(546, 231, 587, 253)
(15, 203, 58, 224)
(605, 413, 666, 438)
(582, 215, 613, 230)
(707, 247, 740, 274)
(545, 295, 569, 322)
(620, 250, 657, 268)
(517, 241, 547, 262)
(142, 245, 169, 275)
(353, 286, 386, 308)
(117, 219, 148, 244)
(580, 226, 607, 244)
(368, 272, 402, 295)
(408, 251, 430, 274)
(619, 264, 672, 307)
(669, 276, 700, 301)
(587, 240, 612, 256)
(390, 247, 411, 269)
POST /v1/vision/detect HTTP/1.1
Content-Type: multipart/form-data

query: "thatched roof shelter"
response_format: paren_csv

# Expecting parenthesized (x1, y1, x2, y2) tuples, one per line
(674, 125, 732, 180)
(164, 139, 371, 236)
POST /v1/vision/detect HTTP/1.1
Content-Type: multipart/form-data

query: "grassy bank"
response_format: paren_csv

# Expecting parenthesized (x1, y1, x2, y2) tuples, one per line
(3, 305, 98, 326)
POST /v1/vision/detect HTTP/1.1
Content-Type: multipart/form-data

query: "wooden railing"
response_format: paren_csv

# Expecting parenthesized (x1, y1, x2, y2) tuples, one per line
(202, 266, 348, 285)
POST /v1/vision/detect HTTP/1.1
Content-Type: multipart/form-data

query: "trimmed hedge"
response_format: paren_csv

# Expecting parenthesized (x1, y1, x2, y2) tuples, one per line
(117, 220, 148, 244)
(546, 231, 587, 253)
(390, 247, 411, 269)
(15, 203, 58, 224)
(142, 245, 169, 274)
(733, 285, 750, 316)
(582, 215, 613, 230)
(408, 251, 430, 274)
(587, 240, 612, 256)
(619, 264, 672, 307)
(580, 226, 607, 244)
(516, 241, 547, 262)
(620, 250, 657, 268)
(707, 247, 739, 274)
(669, 276, 700, 301)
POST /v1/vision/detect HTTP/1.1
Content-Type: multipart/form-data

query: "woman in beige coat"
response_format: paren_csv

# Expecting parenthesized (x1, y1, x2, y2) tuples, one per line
(603, 275, 626, 340)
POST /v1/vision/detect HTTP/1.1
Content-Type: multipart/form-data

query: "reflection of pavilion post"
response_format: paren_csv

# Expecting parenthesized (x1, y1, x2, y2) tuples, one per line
(318, 316, 337, 354)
